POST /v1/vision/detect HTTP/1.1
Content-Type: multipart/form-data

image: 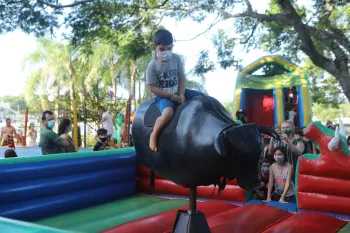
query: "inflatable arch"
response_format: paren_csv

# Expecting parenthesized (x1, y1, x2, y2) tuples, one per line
(233, 56, 312, 127)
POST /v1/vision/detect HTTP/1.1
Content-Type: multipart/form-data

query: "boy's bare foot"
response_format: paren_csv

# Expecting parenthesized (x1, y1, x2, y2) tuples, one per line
(149, 133, 158, 152)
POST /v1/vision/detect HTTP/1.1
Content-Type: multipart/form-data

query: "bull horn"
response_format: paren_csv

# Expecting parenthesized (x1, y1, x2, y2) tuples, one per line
(257, 125, 280, 141)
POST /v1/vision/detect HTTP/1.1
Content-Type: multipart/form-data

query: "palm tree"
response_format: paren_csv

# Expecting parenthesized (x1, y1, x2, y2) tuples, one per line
(117, 32, 152, 111)
(23, 38, 72, 126)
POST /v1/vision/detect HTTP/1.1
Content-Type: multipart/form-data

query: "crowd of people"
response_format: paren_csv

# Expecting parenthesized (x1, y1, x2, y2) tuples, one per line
(251, 118, 350, 204)
(1, 105, 132, 158)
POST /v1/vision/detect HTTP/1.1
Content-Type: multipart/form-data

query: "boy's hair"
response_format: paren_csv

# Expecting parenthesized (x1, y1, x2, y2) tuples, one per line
(153, 29, 173, 46)
(273, 146, 288, 163)
(294, 130, 303, 137)
(98, 106, 105, 111)
(97, 128, 108, 136)
(4, 149, 17, 158)
(261, 158, 273, 165)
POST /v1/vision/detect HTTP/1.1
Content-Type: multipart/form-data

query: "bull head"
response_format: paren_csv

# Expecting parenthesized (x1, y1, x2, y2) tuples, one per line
(215, 124, 279, 191)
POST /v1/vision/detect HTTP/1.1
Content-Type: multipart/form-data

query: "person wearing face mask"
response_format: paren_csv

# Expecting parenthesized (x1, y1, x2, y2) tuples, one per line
(254, 159, 273, 200)
(93, 128, 110, 151)
(264, 146, 295, 203)
(146, 29, 205, 152)
(58, 118, 76, 153)
(40, 110, 68, 155)
(277, 120, 304, 182)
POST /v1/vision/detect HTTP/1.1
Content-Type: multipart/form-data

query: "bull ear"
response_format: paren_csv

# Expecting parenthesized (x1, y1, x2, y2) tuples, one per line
(214, 132, 226, 156)
(258, 125, 280, 141)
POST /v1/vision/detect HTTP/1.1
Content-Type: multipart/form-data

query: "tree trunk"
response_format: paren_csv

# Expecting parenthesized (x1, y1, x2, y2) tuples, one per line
(334, 73, 350, 100)
(68, 61, 75, 113)
(138, 75, 141, 104)
(95, 83, 100, 107)
(110, 62, 117, 106)
(130, 60, 136, 112)
(55, 88, 59, 133)
(276, 0, 350, 101)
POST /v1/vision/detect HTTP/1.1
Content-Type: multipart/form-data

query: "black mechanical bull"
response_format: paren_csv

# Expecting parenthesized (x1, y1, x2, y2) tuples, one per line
(132, 95, 278, 192)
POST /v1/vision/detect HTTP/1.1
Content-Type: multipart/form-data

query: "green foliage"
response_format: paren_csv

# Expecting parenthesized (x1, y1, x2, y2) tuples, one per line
(305, 59, 346, 107)
(212, 29, 243, 70)
(223, 102, 233, 115)
(193, 50, 215, 76)
(186, 80, 207, 94)
(117, 32, 152, 62)
(170, 0, 350, 105)
(85, 133, 97, 148)
(312, 103, 350, 123)
(0, 0, 61, 36)
(66, 1, 140, 47)
(0, 95, 27, 113)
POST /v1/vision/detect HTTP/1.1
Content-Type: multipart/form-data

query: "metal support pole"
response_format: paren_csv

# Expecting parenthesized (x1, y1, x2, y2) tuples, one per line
(83, 99, 87, 148)
(189, 187, 197, 214)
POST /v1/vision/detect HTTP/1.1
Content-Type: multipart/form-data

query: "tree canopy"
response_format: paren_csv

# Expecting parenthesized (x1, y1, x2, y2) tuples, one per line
(2, 0, 350, 107)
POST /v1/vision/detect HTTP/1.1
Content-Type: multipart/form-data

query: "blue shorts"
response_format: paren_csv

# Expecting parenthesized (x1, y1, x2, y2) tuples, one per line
(154, 89, 205, 113)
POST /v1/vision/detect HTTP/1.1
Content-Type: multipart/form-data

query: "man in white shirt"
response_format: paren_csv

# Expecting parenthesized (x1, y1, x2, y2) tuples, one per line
(288, 108, 296, 122)
(97, 106, 116, 142)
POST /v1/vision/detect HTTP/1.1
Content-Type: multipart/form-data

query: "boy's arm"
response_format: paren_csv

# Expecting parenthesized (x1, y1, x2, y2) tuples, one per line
(149, 85, 179, 102)
(178, 72, 186, 96)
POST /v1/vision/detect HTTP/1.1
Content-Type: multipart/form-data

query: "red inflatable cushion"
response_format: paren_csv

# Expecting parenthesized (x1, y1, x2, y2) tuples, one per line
(207, 204, 293, 233)
(137, 178, 247, 202)
(102, 201, 238, 233)
(262, 212, 346, 233)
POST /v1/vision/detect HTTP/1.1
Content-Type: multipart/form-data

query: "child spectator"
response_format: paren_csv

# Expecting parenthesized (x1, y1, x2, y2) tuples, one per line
(28, 122, 38, 147)
(4, 149, 17, 158)
(254, 159, 273, 200)
(93, 128, 110, 151)
(264, 146, 295, 203)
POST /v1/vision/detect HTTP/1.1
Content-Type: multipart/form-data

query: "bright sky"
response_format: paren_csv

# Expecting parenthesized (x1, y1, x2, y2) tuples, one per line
(0, 0, 291, 103)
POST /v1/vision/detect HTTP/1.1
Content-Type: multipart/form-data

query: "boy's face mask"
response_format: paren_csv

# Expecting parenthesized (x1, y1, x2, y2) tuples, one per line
(157, 50, 173, 61)
(261, 167, 269, 176)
